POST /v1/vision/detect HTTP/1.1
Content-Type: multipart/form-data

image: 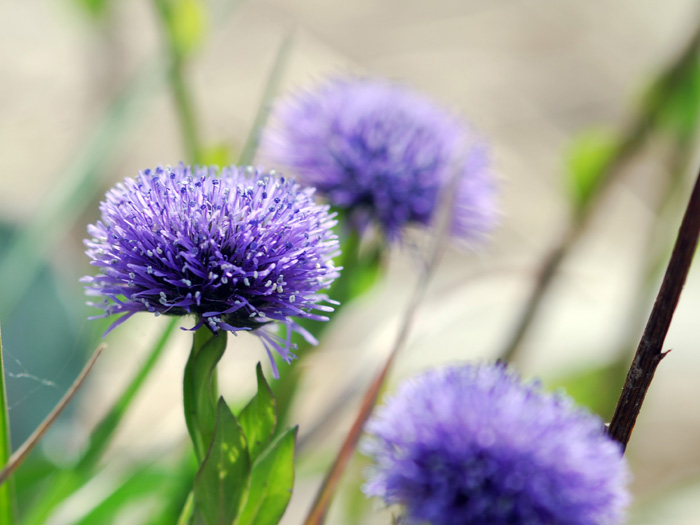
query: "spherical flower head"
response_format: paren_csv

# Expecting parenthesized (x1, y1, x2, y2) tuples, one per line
(82, 164, 340, 376)
(263, 76, 497, 242)
(362, 364, 631, 524)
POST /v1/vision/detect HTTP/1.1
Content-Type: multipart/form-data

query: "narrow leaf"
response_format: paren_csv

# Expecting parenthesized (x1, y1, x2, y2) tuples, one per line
(238, 363, 276, 461)
(238, 31, 294, 165)
(75, 466, 173, 525)
(565, 130, 616, 214)
(194, 398, 251, 525)
(236, 426, 298, 525)
(22, 319, 178, 525)
(0, 346, 104, 486)
(79, 317, 179, 471)
(0, 325, 14, 523)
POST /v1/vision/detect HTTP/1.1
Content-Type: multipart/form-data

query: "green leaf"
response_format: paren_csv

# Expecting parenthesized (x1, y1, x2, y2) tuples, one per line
(238, 31, 294, 165)
(565, 130, 617, 213)
(75, 466, 174, 525)
(183, 329, 228, 461)
(0, 325, 15, 524)
(194, 398, 251, 525)
(79, 317, 178, 471)
(648, 60, 700, 140)
(170, 0, 207, 56)
(236, 426, 298, 525)
(75, 0, 113, 18)
(238, 363, 276, 462)
(545, 359, 627, 418)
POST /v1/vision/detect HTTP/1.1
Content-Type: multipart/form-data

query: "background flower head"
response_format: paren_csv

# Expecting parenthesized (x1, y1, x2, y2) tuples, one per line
(82, 164, 340, 375)
(362, 363, 631, 524)
(263, 76, 497, 242)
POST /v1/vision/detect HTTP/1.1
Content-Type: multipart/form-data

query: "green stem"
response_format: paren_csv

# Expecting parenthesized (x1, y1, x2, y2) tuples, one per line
(0, 326, 15, 524)
(183, 327, 227, 461)
(152, 0, 203, 164)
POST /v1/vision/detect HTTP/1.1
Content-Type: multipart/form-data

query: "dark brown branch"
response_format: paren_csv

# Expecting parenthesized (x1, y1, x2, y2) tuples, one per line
(607, 168, 700, 450)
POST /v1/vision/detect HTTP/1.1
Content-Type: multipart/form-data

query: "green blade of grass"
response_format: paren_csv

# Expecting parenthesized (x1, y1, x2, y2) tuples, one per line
(0, 346, 103, 487)
(238, 30, 294, 166)
(0, 325, 15, 523)
(22, 318, 179, 525)
(78, 317, 179, 472)
(0, 60, 164, 322)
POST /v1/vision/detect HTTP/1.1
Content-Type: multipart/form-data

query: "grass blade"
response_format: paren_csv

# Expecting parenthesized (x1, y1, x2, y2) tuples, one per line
(0, 345, 103, 486)
(22, 318, 179, 525)
(0, 325, 15, 522)
(78, 317, 179, 471)
(238, 30, 294, 166)
(0, 61, 164, 321)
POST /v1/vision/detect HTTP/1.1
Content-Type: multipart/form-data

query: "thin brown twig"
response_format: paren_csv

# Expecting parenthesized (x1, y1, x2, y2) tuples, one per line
(498, 21, 700, 363)
(607, 167, 700, 450)
(0, 345, 104, 486)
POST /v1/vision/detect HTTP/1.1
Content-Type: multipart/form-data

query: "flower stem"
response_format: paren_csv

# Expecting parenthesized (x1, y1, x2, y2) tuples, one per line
(152, 0, 203, 164)
(607, 167, 700, 449)
(183, 327, 227, 461)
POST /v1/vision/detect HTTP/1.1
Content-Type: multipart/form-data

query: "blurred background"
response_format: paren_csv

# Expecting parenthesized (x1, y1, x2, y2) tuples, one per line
(2, 0, 700, 523)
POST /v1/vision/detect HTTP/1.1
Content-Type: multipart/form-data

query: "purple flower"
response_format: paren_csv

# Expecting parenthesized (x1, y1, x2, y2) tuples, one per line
(263, 76, 496, 241)
(82, 164, 340, 375)
(363, 364, 630, 524)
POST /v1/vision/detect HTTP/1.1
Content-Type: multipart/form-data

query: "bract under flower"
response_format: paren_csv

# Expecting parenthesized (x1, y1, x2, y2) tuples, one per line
(82, 164, 340, 375)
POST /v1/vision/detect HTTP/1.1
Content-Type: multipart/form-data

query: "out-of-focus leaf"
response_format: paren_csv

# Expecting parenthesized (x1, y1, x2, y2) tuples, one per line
(237, 426, 297, 525)
(170, 0, 208, 56)
(341, 454, 373, 525)
(350, 243, 384, 298)
(545, 359, 627, 418)
(74, 0, 113, 17)
(565, 130, 617, 214)
(194, 398, 251, 525)
(75, 466, 174, 524)
(145, 452, 198, 525)
(79, 318, 179, 471)
(238, 364, 276, 462)
(238, 31, 294, 166)
(0, 325, 14, 524)
(648, 60, 700, 140)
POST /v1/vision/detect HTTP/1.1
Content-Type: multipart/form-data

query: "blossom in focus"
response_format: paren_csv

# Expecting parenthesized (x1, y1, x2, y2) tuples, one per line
(362, 364, 630, 524)
(263, 76, 496, 241)
(82, 164, 340, 375)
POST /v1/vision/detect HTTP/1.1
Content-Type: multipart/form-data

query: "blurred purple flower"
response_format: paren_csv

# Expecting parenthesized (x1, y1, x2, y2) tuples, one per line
(82, 164, 340, 375)
(363, 364, 630, 524)
(263, 76, 496, 242)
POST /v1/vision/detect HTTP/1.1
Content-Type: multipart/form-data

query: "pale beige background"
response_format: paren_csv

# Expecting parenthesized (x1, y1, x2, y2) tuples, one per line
(2, 1, 700, 523)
